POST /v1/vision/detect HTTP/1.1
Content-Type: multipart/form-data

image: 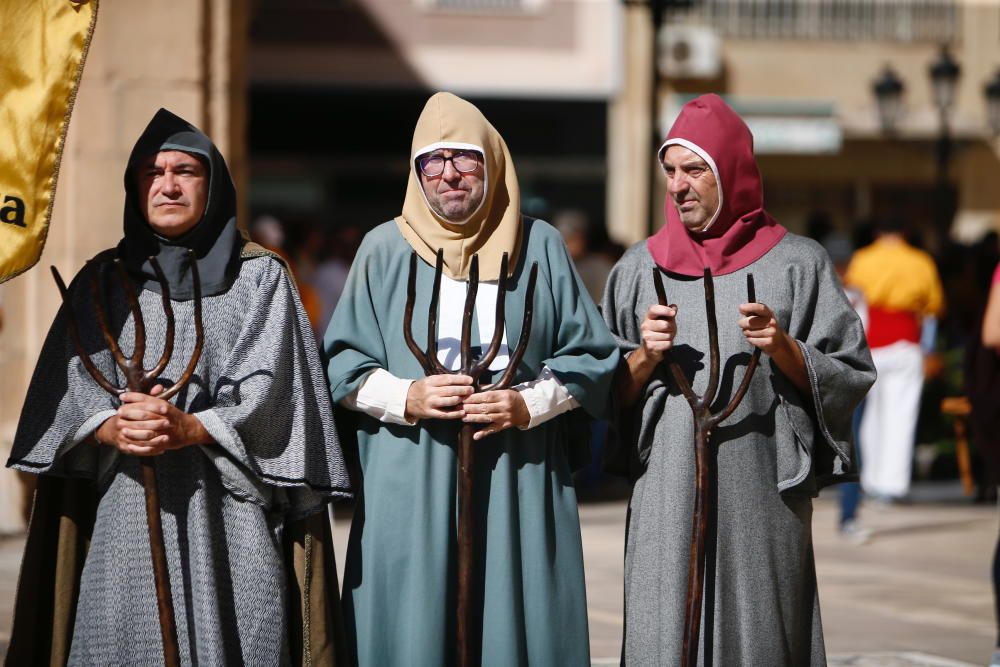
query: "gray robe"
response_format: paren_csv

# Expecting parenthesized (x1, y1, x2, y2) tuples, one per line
(8, 253, 351, 666)
(602, 234, 874, 666)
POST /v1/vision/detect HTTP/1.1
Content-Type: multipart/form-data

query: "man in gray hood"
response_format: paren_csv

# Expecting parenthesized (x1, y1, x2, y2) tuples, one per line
(7, 109, 350, 666)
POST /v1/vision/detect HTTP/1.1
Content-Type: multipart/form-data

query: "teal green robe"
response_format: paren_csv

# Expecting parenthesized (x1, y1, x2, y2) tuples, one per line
(324, 218, 618, 667)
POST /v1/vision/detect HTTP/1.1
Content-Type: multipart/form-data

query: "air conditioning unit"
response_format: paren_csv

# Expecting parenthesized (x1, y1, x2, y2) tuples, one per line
(658, 25, 722, 79)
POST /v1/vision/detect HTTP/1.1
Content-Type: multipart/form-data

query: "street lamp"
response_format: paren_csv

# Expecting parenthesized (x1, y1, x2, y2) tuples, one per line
(928, 47, 961, 235)
(873, 49, 964, 238)
(929, 46, 961, 113)
(872, 65, 905, 134)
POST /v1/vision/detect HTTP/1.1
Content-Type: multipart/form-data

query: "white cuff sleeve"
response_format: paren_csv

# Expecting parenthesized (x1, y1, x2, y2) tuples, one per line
(513, 366, 581, 430)
(340, 368, 416, 425)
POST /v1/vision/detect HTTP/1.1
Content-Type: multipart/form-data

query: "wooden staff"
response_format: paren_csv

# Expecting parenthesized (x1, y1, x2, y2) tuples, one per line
(652, 267, 760, 667)
(404, 249, 538, 667)
(52, 252, 204, 667)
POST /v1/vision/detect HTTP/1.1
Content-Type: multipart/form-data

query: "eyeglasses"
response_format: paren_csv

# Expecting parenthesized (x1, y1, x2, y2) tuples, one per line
(417, 150, 482, 177)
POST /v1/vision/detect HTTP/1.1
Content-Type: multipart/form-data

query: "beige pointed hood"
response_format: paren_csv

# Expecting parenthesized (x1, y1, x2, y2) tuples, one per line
(395, 92, 522, 280)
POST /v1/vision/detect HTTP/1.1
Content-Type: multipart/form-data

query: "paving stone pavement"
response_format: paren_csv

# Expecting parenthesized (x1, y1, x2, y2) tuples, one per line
(0, 481, 993, 665)
(576, 481, 996, 666)
(591, 655, 976, 667)
(827, 653, 976, 666)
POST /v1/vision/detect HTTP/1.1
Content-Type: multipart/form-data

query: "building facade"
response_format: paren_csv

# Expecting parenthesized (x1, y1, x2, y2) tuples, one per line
(3, 0, 1000, 524)
(636, 0, 1000, 246)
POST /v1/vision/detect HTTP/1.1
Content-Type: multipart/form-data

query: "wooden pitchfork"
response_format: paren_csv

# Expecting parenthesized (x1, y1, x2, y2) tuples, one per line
(652, 267, 761, 667)
(51, 251, 204, 667)
(403, 249, 538, 667)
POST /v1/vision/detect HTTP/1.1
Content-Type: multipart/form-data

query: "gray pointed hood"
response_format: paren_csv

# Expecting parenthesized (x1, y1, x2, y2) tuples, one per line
(118, 108, 244, 300)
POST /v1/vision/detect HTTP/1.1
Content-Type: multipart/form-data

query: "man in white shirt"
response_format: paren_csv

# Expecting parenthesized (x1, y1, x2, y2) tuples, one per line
(324, 92, 619, 667)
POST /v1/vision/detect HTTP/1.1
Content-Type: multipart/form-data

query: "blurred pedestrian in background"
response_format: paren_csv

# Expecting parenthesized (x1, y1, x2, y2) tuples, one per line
(312, 224, 361, 334)
(978, 255, 1000, 667)
(250, 213, 324, 333)
(556, 210, 617, 495)
(825, 233, 871, 542)
(555, 209, 614, 305)
(847, 215, 944, 503)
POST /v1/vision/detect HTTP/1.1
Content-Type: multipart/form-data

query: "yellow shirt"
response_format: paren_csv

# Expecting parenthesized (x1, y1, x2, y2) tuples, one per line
(845, 237, 944, 317)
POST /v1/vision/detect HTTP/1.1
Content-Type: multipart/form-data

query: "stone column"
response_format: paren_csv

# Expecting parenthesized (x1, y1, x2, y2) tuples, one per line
(607, 3, 654, 248)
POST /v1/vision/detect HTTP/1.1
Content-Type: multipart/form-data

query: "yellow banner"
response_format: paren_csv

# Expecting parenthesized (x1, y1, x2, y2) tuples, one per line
(0, 0, 98, 284)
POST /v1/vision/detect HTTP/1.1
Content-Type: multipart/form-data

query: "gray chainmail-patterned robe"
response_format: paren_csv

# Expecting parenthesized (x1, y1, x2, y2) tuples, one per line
(602, 234, 874, 666)
(8, 251, 351, 666)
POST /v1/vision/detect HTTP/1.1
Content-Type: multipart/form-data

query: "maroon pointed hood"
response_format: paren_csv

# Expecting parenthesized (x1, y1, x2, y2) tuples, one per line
(647, 94, 786, 276)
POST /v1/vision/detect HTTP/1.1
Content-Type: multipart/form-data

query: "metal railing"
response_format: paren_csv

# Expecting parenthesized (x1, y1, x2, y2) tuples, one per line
(665, 0, 959, 43)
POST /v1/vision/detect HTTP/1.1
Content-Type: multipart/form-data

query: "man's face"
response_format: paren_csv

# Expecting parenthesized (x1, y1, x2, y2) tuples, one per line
(662, 145, 720, 232)
(136, 150, 208, 238)
(417, 148, 486, 224)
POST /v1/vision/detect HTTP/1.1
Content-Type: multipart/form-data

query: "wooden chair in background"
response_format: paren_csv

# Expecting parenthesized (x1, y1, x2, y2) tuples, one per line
(940, 396, 976, 497)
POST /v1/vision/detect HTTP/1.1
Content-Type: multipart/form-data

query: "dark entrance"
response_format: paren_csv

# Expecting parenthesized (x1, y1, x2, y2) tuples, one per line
(248, 88, 608, 246)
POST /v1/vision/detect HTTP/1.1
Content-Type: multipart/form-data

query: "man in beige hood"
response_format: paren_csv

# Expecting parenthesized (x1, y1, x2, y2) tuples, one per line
(325, 92, 619, 666)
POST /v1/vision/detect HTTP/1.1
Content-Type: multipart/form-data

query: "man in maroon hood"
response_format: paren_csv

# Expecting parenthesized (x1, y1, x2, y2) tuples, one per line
(602, 94, 875, 665)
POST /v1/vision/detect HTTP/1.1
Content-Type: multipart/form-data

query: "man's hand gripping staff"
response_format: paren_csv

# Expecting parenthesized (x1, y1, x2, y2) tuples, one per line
(651, 267, 761, 667)
(403, 248, 538, 667)
(51, 251, 204, 667)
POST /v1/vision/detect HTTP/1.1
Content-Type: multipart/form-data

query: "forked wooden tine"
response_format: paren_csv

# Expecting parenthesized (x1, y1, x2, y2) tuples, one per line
(51, 266, 125, 396)
(113, 259, 146, 365)
(708, 273, 762, 427)
(701, 268, 721, 410)
(470, 252, 509, 377)
(157, 254, 204, 401)
(652, 269, 697, 404)
(483, 261, 538, 391)
(404, 252, 436, 375)
(55, 259, 181, 665)
(426, 249, 448, 376)
(652, 267, 668, 307)
(88, 263, 131, 376)
(143, 257, 175, 383)
(459, 256, 480, 374)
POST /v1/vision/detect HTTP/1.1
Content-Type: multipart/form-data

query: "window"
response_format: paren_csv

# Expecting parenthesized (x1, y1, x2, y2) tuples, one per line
(666, 0, 959, 43)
